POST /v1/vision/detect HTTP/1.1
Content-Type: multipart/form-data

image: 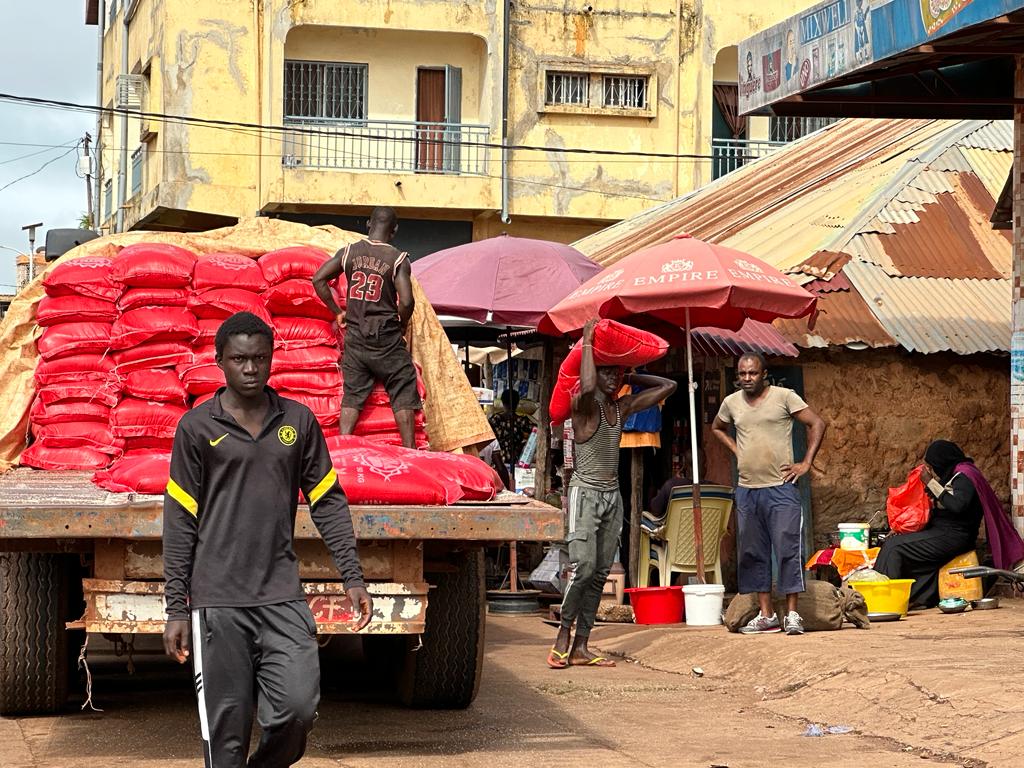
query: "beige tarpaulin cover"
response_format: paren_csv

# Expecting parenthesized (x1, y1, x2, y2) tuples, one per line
(0, 218, 493, 472)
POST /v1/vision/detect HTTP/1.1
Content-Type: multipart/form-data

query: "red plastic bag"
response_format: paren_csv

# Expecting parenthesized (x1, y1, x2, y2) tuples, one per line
(264, 279, 334, 320)
(21, 444, 113, 471)
(36, 295, 117, 326)
(192, 253, 267, 292)
(886, 465, 931, 534)
(117, 287, 189, 312)
(93, 451, 172, 494)
(110, 399, 188, 439)
(111, 307, 198, 349)
(325, 436, 459, 505)
(258, 246, 329, 285)
(124, 369, 188, 403)
(43, 256, 118, 302)
(111, 243, 196, 288)
(189, 288, 273, 325)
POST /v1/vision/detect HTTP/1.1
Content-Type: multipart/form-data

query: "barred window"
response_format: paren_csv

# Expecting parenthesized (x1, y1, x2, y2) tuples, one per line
(545, 72, 589, 106)
(103, 180, 113, 220)
(284, 60, 367, 120)
(603, 75, 649, 110)
(130, 147, 144, 196)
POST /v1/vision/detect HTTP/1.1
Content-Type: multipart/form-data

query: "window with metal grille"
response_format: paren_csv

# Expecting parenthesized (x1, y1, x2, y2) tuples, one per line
(130, 147, 144, 196)
(603, 75, 649, 110)
(284, 60, 368, 120)
(545, 72, 589, 106)
(103, 180, 112, 220)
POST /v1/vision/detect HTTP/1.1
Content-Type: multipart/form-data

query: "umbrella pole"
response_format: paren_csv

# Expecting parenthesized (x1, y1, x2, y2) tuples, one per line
(506, 326, 518, 593)
(685, 308, 706, 583)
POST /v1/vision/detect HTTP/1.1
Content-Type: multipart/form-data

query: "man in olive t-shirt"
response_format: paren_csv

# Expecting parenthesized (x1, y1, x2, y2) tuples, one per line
(712, 353, 826, 636)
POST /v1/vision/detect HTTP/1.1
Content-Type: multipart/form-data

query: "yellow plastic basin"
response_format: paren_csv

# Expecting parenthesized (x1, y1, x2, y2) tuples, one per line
(847, 579, 916, 617)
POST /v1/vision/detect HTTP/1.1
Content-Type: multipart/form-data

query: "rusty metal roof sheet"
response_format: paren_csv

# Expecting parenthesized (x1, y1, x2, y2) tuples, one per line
(693, 320, 798, 359)
(773, 282, 895, 349)
(843, 260, 1010, 355)
(572, 118, 1012, 354)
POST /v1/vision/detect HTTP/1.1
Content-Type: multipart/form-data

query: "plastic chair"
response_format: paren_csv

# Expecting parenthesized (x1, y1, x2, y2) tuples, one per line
(649, 484, 734, 586)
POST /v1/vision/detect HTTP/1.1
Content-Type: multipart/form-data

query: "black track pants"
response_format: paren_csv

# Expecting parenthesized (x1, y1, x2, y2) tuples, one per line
(191, 601, 320, 768)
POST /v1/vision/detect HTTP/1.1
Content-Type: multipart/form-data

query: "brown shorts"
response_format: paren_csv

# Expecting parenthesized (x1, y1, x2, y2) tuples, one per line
(341, 330, 422, 411)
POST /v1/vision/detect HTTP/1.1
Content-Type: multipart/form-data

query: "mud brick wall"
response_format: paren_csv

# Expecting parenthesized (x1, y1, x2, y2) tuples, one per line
(799, 348, 1009, 546)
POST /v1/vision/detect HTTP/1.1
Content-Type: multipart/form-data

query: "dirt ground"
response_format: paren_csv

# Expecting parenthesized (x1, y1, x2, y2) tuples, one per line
(2, 608, 1018, 767)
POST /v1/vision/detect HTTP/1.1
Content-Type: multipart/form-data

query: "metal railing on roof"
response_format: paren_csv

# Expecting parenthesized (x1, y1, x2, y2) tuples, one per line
(711, 138, 786, 179)
(282, 118, 491, 176)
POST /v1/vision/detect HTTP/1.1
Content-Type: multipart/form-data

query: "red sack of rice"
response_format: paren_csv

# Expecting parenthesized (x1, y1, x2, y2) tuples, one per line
(325, 435, 460, 505)
(263, 279, 334, 321)
(549, 320, 669, 424)
(192, 391, 216, 409)
(195, 318, 222, 346)
(123, 436, 175, 453)
(43, 256, 118, 301)
(192, 253, 267, 292)
(124, 369, 188, 403)
(189, 288, 272, 325)
(21, 444, 112, 471)
(112, 342, 193, 373)
(37, 380, 120, 408)
(396, 448, 502, 501)
(279, 391, 339, 427)
(362, 431, 431, 451)
(117, 287, 189, 312)
(93, 450, 172, 495)
(180, 363, 225, 396)
(361, 371, 428, 407)
(31, 398, 111, 425)
(37, 322, 112, 361)
(35, 354, 116, 386)
(111, 307, 198, 349)
(269, 369, 341, 394)
(111, 243, 196, 288)
(273, 316, 336, 350)
(271, 345, 339, 374)
(110, 399, 188, 439)
(258, 246, 329, 285)
(36, 295, 117, 326)
(353, 404, 426, 436)
(33, 422, 123, 453)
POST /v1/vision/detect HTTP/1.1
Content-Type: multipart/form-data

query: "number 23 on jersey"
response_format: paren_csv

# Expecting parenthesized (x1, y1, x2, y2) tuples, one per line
(348, 271, 383, 302)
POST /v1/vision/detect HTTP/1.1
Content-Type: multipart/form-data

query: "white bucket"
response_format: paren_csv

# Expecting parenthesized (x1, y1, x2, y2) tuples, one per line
(682, 583, 725, 626)
(838, 523, 870, 551)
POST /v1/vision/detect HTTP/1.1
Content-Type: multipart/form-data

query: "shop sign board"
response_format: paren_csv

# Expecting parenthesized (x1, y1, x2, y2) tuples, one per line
(739, 0, 1024, 114)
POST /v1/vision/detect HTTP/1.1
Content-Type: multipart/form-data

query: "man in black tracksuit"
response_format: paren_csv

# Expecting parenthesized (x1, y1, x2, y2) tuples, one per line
(163, 311, 372, 768)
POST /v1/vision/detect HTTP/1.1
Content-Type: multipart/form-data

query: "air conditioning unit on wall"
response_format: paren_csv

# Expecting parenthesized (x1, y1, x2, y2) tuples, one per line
(115, 74, 146, 110)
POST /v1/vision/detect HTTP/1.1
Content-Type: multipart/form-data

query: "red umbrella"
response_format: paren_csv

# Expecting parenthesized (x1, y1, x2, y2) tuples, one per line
(541, 234, 817, 583)
(413, 235, 602, 328)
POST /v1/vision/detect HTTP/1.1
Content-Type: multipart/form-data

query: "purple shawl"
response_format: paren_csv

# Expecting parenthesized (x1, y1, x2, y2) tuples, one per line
(956, 462, 1024, 570)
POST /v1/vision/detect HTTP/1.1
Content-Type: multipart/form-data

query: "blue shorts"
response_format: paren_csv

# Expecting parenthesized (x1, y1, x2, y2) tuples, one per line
(735, 483, 805, 595)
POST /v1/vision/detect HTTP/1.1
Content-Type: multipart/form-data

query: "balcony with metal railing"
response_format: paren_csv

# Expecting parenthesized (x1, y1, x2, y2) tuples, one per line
(281, 118, 492, 176)
(711, 138, 786, 179)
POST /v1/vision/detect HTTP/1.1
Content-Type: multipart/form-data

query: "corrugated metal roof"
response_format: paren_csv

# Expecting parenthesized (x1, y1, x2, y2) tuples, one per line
(693, 320, 798, 358)
(572, 118, 1013, 354)
(773, 283, 896, 349)
(844, 259, 1010, 355)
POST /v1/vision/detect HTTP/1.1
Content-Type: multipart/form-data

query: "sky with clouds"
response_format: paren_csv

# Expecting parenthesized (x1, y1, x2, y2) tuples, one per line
(0, 3, 96, 291)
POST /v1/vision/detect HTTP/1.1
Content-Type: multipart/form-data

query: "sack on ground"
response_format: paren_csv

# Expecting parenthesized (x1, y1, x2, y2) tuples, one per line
(724, 581, 871, 632)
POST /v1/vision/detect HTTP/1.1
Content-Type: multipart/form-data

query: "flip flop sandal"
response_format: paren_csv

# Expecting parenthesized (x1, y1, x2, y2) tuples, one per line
(571, 656, 616, 668)
(546, 648, 570, 669)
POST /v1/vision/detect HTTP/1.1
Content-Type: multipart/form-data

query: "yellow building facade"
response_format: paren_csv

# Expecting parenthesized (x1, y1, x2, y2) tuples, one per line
(88, 0, 811, 254)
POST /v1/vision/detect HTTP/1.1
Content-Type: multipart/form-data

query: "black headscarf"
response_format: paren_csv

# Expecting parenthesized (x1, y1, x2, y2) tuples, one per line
(924, 440, 972, 484)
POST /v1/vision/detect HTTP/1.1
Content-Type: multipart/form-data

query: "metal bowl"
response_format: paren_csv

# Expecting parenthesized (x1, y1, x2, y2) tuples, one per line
(938, 601, 968, 614)
(971, 597, 1000, 610)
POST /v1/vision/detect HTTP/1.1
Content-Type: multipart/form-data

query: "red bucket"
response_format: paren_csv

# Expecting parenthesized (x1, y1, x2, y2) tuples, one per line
(624, 586, 684, 624)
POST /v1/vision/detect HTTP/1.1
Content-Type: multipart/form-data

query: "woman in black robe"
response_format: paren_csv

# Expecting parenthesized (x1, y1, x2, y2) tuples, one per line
(875, 440, 984, 608)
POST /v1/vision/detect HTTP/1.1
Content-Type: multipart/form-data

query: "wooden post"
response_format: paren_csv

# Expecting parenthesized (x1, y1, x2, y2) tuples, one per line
(629, 449, 643, 587)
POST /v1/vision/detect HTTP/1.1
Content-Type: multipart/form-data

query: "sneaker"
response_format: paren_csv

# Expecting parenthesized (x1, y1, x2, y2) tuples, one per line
(784, 611, 805, 635)
(739, 612, 781, 634)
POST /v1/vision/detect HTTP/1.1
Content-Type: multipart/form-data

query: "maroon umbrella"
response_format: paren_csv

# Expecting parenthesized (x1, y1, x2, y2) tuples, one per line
(412, 235, 602, 328)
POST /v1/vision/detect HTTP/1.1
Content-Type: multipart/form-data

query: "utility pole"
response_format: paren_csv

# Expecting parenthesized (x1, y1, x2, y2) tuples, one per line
(22, 222, 43, 282)
(82, 133, 94, 229)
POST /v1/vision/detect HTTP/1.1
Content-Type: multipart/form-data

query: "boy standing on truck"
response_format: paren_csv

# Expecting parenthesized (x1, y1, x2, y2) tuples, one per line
(162, 311, 373, 768)
(312, 207, 422, 448)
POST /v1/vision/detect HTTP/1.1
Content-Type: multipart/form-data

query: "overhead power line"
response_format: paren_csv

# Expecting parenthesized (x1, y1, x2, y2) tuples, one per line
(0, 142, 81, 195)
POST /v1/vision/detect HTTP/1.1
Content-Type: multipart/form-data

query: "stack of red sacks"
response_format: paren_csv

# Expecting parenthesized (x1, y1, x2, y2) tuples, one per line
(325, 435, 502, 505)
(24, 257, 122, 470)
(348, 371, 430, 449)
(260, 247, 342, 434)
(182, 252, 271, 408)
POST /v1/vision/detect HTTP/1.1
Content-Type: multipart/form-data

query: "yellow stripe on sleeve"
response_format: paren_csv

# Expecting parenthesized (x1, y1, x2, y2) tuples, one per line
(166, 479, 199, 518)
(308, 468, 338, 507)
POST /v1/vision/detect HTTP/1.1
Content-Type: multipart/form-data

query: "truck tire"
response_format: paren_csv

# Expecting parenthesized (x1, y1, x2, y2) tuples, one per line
(399, 548, 486, 709)
(0, 553, 71, 715)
